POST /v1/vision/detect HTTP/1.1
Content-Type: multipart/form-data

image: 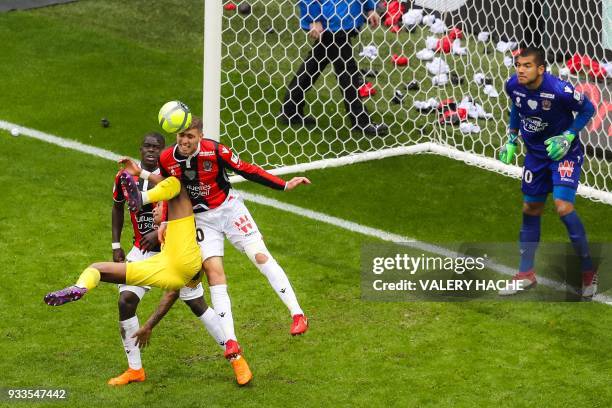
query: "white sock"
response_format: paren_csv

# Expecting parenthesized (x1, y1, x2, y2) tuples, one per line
(256, 257, 303, 316)
(209, 284, 237, 341)
(141, 191, 150, 205)
(199, 307, 226, 350)
(119, 316, 142, 370)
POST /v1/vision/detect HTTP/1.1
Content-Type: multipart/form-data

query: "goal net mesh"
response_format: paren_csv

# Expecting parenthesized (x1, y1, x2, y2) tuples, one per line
(217, 0, 612, 202)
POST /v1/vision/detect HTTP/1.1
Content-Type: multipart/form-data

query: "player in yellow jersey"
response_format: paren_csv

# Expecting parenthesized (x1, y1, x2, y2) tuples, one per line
(45, 169, 199, 297)
(44, 160, 253, 385)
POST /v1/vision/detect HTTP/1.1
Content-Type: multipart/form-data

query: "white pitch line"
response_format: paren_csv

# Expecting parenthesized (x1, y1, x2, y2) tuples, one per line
(3, 119, 610, 304)
(240, 191, 612, 304)
(0, 120, 126, 162)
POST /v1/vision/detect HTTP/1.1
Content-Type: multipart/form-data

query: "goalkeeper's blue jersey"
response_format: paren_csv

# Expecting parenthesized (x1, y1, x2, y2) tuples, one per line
(505, 72, 588, 160)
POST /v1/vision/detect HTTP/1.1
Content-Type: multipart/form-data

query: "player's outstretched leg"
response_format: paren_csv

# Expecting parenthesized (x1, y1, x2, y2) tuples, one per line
(44, 285, 89, 306)
(120, 171, 181, 212)
(44, 262, 126, 306)
(46, 180, 195, 306)
(244, 242, 308, 335)
(119, 171, 143, 212)
(44, 266, 100, 305)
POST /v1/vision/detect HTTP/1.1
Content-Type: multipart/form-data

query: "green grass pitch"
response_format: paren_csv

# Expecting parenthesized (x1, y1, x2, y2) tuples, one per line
(1, 1, 612, 407)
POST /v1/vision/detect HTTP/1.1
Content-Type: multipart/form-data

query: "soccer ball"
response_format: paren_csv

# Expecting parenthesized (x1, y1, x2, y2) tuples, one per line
(158, 101, 192, 133)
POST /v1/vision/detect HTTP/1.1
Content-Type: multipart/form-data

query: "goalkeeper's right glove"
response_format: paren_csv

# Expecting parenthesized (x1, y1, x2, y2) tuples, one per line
(498, 132, 518, 164)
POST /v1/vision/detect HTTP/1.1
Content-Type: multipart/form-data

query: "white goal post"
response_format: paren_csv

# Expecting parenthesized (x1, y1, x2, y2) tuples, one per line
(203, 0, 223, 142)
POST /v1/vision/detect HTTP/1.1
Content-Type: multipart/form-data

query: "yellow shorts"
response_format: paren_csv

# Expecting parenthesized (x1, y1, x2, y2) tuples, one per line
(126, 215, 202, 290)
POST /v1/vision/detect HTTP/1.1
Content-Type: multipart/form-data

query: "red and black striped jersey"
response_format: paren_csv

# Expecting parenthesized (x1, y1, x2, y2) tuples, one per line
(158, 139, 286, 212)
(113, 169, 161, 251)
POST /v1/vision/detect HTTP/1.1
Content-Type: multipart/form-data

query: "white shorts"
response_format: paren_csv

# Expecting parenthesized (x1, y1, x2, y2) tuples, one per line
(178, 283, 204, 301)
(195, 190, 263, 261)
(119, 246, 204, 301)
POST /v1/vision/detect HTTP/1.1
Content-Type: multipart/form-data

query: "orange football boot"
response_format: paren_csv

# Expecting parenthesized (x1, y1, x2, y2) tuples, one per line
(230, 355, 252, 386)
(107, 368, 146, 386)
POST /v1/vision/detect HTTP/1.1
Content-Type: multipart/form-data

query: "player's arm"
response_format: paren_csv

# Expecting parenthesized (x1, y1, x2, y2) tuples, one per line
(217, 144, 311, 191)
(566, 86, 596, 136)
(545, 87, 596, 160)
(139, 230, 159, 253)
(132, 290, 180, 349)
(118, 158, 165, 184)
(111, 202, 126, 262)
(153, 201, 168, 245)
(112, 174, 126, 262)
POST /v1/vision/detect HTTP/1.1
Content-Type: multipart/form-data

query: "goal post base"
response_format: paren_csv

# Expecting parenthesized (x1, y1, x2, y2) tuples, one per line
(230, 142, 612, 205)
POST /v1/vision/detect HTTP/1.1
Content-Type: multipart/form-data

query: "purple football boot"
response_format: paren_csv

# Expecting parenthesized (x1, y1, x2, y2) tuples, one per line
(44, 285, 88, 306)
(119, 170, 143, 212)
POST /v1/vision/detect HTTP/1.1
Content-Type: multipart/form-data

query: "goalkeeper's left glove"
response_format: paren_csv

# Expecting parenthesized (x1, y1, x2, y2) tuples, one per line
(498, 132, 518, 164)
(544, 131, 575, 161)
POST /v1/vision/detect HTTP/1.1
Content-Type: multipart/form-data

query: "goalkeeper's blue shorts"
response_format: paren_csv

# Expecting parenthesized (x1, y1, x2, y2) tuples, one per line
(521, 151, 582, 201)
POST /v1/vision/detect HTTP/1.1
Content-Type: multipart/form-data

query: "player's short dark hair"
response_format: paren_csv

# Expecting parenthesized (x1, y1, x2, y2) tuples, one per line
(142, 132, 165, 147)
(518, 47, 547, 68)
(187, 116, 204, 134)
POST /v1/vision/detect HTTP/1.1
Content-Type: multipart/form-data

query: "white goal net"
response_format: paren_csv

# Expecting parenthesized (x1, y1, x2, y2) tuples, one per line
(215, 0, 612, 203)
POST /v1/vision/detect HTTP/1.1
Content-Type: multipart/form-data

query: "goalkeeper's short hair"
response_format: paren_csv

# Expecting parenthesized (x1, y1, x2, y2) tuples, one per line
(519, 47, 547, 68)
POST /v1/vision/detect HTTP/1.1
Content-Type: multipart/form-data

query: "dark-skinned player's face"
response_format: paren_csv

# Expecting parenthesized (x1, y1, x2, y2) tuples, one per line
(140, 136, 163, 168)
(515, 55, 545, 87)
(176, 127, 202, 156)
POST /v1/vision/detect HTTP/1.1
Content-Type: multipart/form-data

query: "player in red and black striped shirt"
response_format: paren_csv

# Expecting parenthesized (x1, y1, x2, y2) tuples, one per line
(153, 116, 311, 343)
(158, 127, 288, 211)
(109, 133, 164, 385)
(112, 135, 163, 260)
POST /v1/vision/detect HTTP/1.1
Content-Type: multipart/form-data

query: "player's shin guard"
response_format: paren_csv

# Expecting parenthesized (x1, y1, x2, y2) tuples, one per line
(119, 316, 143, 370)
(256, 257, 303, 317)
(519, 214, 541, 273)
(198, 307, 226, 349)
(76, 267, 101, 290)
(561, 211, 594, 272)
(245, 242, 303, 316)
(142, 176, 181, 205)
(209, 284, 237, 341)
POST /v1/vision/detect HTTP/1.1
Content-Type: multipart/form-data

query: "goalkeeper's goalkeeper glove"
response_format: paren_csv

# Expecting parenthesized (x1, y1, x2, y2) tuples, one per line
(544, 131, 575, 161)
(498, 132, 518, 164)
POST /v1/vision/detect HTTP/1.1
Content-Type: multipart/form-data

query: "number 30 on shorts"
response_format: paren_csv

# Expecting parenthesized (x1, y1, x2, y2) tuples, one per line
(523, 168, 533, 184)
(196, 228, 204, 242)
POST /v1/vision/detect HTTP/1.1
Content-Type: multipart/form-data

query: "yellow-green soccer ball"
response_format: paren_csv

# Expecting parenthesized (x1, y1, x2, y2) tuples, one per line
(158, 101, 192, 133)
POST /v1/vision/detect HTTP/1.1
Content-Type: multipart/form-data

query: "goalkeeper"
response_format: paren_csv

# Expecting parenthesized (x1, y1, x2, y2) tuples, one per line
(497, 47, 597, 297)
